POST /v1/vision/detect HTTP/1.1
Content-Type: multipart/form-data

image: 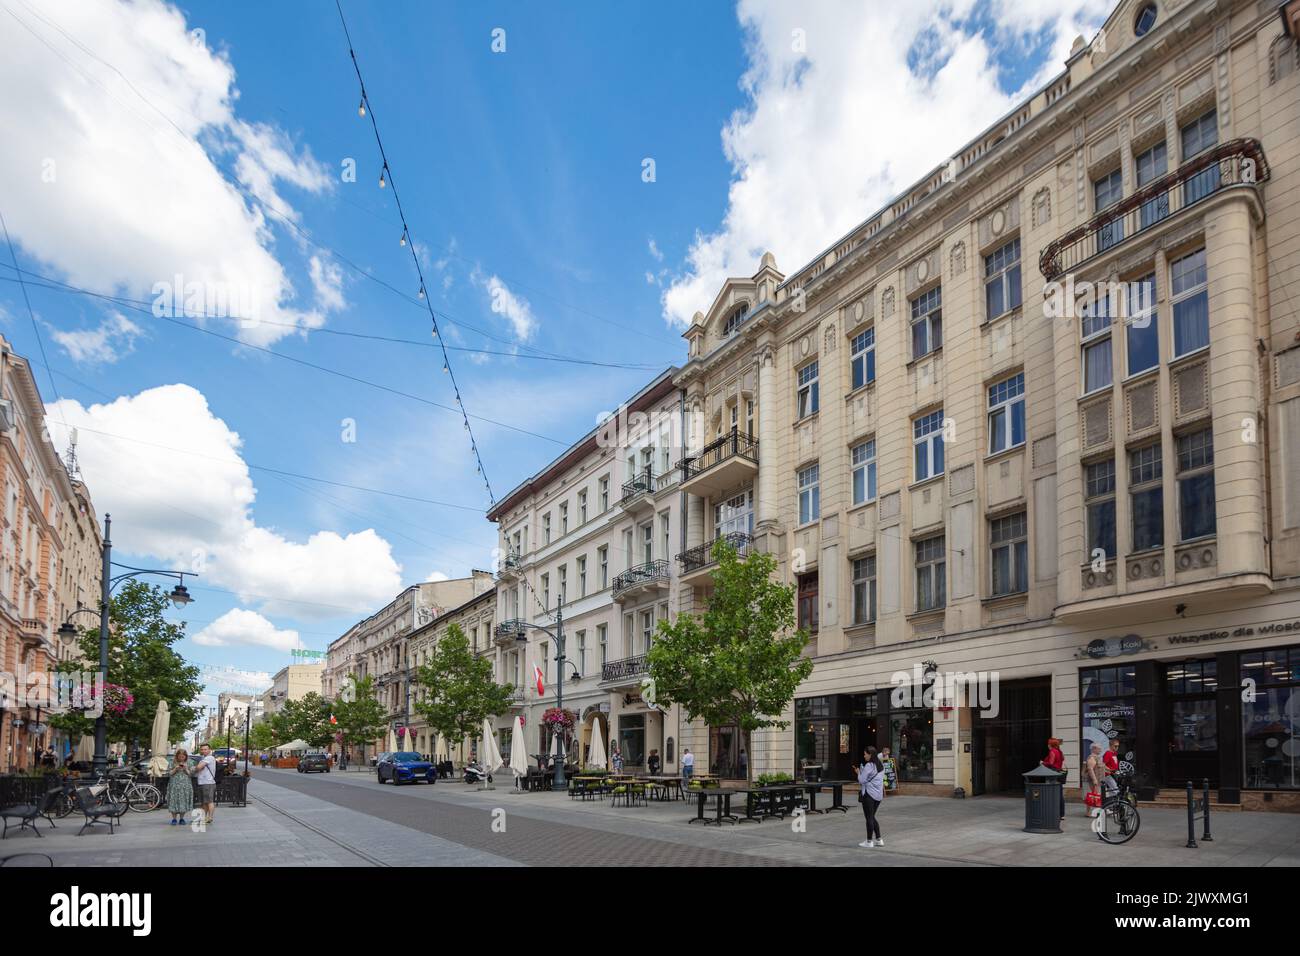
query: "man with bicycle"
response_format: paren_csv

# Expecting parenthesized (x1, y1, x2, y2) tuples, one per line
(194, 744, 217, 827)
(1102, 739, 1121, 796)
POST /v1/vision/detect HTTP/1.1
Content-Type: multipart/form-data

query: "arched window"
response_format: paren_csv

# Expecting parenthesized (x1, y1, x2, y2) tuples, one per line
(666, 737, 675, 762)
(722, 303, 749, 338)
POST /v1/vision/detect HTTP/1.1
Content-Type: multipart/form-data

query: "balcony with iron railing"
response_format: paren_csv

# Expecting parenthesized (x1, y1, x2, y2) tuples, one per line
(612, 559, 670, 603)
(494, 619, 527, 646)
(619, 469, 656, 514)
(601, 654, 649, 687)
(677, 531, 753, 586)
(1039, 139, 1270, 281)
(497, 549, 523, 578)
(677, 428, 758, 499)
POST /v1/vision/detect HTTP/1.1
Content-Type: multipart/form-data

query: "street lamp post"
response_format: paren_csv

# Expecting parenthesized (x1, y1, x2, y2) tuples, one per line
(516, 604, 580, 791)
(56, 514, 197, 778)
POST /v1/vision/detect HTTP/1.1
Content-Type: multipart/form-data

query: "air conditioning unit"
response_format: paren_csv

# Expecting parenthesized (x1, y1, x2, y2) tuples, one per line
(0, 399, 13, 433)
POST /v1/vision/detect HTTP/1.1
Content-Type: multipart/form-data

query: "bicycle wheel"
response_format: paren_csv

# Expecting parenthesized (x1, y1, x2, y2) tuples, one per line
(126, 784, 162, 813)
(51, 792, 77, 819)
(1095, 802, 1140, 844)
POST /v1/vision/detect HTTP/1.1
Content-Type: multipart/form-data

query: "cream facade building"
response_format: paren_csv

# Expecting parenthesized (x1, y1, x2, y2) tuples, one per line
(669, 0, 1300, 807)
(488, 370, 687, 773)
(260, 662, 325, 716)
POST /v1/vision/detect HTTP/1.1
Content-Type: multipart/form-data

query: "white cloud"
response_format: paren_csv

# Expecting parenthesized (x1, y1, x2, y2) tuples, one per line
(660, 0, 1109, 326)
(50, 310, 142, 363)
(0, 0, 337, 347)
(425, 570, 450, 582)
(308, 255, 346, 312)
(479, 273, 537, 342)
(192, 608, 299, 652)
(46, 384, 403, 618)
(647, 238, 664, 261)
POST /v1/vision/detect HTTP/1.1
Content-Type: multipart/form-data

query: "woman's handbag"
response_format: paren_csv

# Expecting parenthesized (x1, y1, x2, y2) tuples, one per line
(1084, 790, 1102, 808)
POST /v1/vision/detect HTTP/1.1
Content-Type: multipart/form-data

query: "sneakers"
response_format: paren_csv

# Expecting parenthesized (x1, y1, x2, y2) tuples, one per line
(875, 838, 884, 847)
(858, 839, 875, 848)
(169, 819, 177, 826)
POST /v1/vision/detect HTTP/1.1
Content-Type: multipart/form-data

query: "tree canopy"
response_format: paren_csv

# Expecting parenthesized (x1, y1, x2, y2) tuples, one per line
(413, 623, 514, 756)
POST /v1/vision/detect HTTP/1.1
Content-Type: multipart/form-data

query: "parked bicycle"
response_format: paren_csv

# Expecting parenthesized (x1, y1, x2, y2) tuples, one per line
(50, 770, 161, 815)
(1093, 771, 1140, 844)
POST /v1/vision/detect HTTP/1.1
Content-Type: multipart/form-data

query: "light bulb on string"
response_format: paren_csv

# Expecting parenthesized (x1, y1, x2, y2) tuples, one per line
(442, 362, 449, 374)
(378, 166, 387, 188)
(358, 99, 366, 117)
(400, 230, 407, 247)
(418, 284, 425, 299)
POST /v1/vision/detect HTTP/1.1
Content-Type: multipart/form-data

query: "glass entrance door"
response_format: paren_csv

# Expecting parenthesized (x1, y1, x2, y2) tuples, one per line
(1165, 658, 1218, 786)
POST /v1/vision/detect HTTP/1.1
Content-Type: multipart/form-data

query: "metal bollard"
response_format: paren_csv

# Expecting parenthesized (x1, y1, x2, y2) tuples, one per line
(1202, 777, 1213, 842)
(1185, 780, 1198, 848)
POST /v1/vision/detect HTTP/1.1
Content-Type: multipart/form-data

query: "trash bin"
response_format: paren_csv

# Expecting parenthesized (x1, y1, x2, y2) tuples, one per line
(1022, 764, 1064, 834)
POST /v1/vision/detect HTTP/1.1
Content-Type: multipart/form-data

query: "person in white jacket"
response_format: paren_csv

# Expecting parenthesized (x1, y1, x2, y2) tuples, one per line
(853, 747, 886, 848)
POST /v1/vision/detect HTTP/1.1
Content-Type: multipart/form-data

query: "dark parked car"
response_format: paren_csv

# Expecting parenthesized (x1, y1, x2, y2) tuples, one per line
(376, 751, 435, 785)
(298, 753, 331, 774)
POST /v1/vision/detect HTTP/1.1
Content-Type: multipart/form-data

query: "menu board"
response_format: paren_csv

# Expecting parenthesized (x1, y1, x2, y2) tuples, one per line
(881, 756, 898, 792)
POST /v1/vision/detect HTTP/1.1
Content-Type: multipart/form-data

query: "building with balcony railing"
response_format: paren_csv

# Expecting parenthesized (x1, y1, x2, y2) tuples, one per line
(663, 0, 1300, 805)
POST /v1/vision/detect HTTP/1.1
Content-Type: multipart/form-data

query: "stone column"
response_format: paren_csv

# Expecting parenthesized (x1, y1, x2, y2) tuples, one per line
(756, 345, 777, 527)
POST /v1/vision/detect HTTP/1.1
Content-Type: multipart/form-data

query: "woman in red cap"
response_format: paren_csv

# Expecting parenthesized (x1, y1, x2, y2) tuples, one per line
(1041, 737, 1066, 820)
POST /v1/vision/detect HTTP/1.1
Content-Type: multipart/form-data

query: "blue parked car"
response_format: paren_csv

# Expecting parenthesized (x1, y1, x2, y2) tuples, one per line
(376, 751, 436, 785)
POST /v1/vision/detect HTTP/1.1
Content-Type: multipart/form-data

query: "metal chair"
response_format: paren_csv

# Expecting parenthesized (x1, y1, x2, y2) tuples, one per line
(1, 788, 62, 839)
(74, 787, 127, 835)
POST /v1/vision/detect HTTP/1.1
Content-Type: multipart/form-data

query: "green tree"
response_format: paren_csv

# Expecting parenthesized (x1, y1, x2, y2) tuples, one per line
(248, 719, 278, 751)
(51, 581, 203, 753)
(646, 539, 813, 784)
(333, 674, 386, 764)
(281, 692, 334, 748)
(413, 623, 513, 763)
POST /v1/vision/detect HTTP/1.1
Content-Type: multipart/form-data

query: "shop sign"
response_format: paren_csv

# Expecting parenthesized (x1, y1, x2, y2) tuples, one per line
(1081, 633, 1145, 659)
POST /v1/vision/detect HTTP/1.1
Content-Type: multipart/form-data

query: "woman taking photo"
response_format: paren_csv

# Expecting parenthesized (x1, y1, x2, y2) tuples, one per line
(853, 746, 886, 848)
(167, 748, 194, 826)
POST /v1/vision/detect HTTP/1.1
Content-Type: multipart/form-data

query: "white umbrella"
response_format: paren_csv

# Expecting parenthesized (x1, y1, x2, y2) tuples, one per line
(275, 739, 309, 753)
(587, 719, 607, 770)
(147, 700, 171, 776)
(74, 734, 95, 763)
(482, 719, 504, 774)
(508, 716, 529, 782)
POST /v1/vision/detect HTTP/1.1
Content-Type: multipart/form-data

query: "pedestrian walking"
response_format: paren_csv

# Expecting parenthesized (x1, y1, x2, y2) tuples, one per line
(611, 743, 623, 774)
(647, 748, 661, 775)
(853, 746, 885, 848)
(194, 743, 218, 827)
(167, 748, 194, 826)
(681, 748, 694, 784)
(1083, 743, 1105, 815)
(1040, 736, 1066, 821)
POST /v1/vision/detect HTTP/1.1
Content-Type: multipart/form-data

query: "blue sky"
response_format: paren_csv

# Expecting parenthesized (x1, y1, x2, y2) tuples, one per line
(0, 0, 1109, 706)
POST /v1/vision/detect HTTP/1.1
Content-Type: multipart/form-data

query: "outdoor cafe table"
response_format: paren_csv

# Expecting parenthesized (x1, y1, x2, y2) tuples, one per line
(644, 775, 684, 801)
(688, 787, 742, 826)
(812, 779, 854, 813)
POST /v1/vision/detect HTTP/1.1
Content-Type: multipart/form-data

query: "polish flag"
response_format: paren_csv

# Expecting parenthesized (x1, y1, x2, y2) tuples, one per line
(533, 663, 545, 697)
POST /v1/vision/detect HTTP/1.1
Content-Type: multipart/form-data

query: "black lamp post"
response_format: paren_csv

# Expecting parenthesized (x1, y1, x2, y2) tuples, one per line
(55, 514, 198, 778)
(515, 604, 582, 791)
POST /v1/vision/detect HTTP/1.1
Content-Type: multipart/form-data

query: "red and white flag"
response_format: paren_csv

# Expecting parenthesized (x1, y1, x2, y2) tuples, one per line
(533, 663, 545, 697)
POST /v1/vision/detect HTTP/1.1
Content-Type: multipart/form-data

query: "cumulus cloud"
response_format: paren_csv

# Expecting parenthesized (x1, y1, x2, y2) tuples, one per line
(192, 608, 300, 652)
(308, 255, 346, 312)
(0, 0, 339, 347)
(660, 0, 1110, 325)
(478, 272, 537, 341)
(50, 311, 143, 363)
(46, 384, 403, 617)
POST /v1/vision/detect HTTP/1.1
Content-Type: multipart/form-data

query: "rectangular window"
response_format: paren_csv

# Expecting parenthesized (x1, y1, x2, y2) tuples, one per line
(598, 546, 608, 589)
(850, 327, 876, 390)
(851, 556, 877, 626)
(640, 610, 654, 655)
(641, 522, 654, 565)
(1135, 141, 1169, 229)
(660, 512, 670, 563)
(915, 535, 946, 612)
(913, 410, 945, 482)
(987, 372, 1026, 454)
(578, 490, 588, 524)
(797, 463, 820, 525)
(1126, 273, 1159, 376)
(541, 573, 550, 610)
(559, 502, 569, 536)
(797, 361, 820, 419)
(542, 513, 552, 545)
(558, 565, 567, 605)
(1080, 297, 1114, 395)
(577, 555, 587, 597)
(797, 572, 819, 634)
(714, 488, 754, 537)
(1085, 459, 1117, 560)
(1171, 249, 1208, 357)
(540, 643, 548, 686)
(851, 439, 877, 505)
(1181, 110, 1220, 205)
(984, 238, 1022, 320)
(598, 624, 607, 666)
(576, 631, 586, 676)
(1094, 169, 1124, 251)
(910, 286, 943, 360)
(1176, 428, 1216, 541)
(1129, 443, 1164, 552)
(599, 476, 610, 512)
(989, 511, 1029, 596)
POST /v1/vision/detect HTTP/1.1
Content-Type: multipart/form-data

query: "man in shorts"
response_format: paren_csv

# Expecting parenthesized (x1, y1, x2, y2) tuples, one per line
(195, 744, 218, 826)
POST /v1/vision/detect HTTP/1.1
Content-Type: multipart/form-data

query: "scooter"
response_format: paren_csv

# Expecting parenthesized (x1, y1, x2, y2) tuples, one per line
(463, 762, 493, 785)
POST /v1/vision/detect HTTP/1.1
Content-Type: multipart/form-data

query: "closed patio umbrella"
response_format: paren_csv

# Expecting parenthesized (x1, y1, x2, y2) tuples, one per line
(508, 716, 529, 784)
(147, 700, 171, 776)
(74, 734, 94, 763)
(482, 719, 504, 774)
(587, 720, 607, 770)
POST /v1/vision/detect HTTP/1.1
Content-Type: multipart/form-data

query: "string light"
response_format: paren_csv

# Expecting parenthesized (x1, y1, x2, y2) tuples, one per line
(417, 284, 425, 299)
(358, 99, 366, 117)
(400, 229, 407, 247)
(378, 165, 387, 188)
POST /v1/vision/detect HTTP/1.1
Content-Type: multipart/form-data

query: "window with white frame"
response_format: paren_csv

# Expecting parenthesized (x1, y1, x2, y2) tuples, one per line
(797, 463, 820, 525)
(1125, 272, 1159, 376)
(599, 476, 610, 511)
(559, 501, 569, 535)
(577, 555, 587, 597)
(850, 327, 875, 390)
(987, 372, 1026, 454)
(910, 286, 943, 359)
(989, 511, 1029, 596)
(1080, 291, 1114, 394)
(797, 361, 820, 419)
(851, 439, 877, 505)
(558, 565, 567, 605)
(541, 573, 550, 609)
(722, 303, 748, 338)
(1176, 428, 1216, 541)
(915, 535, 946, 612)
(598, 546, 608, 589)
(913, 410, 945, 481)
(714, 488, 754, 537)
(575, 631, 586, 676)
(1171, 249, 1208, 357)
(542, 512, 551, 545)
(984, 238, 1022, 320)
(851, 555, 877, 625)
(1129, 443, 1164, 552)
(598, 623, 608, 665)
(578, 489, 588, 524)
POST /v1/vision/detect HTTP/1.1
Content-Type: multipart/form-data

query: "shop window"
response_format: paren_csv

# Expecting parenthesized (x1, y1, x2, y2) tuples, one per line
(890, 710, 933, 783)
(618, 714, 645, 768)
(1079, 665, 1138, 778)
(1167, 660, 1218, 753)
(1240, 647, 1300, 790)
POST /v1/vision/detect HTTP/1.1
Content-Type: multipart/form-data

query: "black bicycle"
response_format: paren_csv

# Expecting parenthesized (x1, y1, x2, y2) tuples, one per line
(1093, 771, 1140, 844)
